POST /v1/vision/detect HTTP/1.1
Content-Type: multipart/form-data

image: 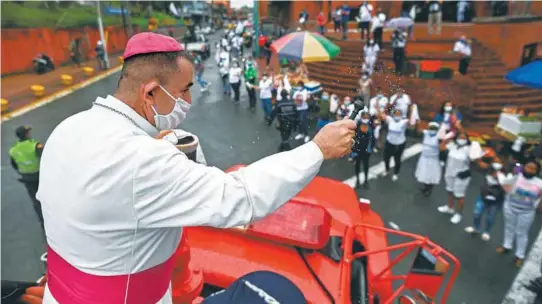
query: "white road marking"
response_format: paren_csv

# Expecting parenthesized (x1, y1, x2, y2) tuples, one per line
(342, 143, 423, 188)
(502, 229, 542, 304)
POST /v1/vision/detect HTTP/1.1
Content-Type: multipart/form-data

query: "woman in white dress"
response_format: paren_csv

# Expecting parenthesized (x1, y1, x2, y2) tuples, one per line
(415, 122, 441, 196)
(438, 130, 483, 224)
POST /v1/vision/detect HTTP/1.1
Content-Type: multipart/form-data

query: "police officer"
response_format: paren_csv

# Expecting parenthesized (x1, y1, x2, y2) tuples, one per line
(268, 89, 299, 152)
(9, 125, 44, 231)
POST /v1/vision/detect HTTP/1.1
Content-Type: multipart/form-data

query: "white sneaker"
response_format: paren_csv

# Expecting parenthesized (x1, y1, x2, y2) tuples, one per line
(304, 136, 310, 143)
(450, 213, 462, 224)
(437, 205, 454, 214)
(392, 174, 398, 181)
(481, 233, 491, 241)
(200, 87, 208, 92)
(440, 161, 445, 167)
(464, 226, 477, 234)
(294, 134, 304, 140)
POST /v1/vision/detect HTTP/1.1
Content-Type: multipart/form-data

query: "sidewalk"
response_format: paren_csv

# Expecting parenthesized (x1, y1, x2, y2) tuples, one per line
(1, 55, 123, 113)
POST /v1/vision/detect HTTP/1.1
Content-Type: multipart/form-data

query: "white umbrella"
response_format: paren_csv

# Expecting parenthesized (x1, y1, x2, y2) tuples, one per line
(386, 17, 414, 29)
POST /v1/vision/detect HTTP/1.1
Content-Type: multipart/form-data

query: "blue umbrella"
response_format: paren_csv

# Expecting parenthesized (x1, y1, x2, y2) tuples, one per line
(505, 60, 542, 89)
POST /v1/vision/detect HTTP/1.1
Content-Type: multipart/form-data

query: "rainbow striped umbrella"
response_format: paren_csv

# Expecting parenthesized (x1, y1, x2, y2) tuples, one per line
(271, 31, 341, 63)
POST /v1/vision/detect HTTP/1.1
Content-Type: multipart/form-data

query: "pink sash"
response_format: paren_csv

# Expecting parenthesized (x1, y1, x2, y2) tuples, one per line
(47, 247, 175, 304)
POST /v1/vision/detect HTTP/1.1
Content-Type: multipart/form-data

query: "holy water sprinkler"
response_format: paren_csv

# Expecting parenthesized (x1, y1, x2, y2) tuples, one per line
(349, 97, 365, 121)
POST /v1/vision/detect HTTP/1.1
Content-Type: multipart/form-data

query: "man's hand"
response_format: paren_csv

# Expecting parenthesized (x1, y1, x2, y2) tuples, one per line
(312, 119, 356, 160)
(155, 130, 174, 140)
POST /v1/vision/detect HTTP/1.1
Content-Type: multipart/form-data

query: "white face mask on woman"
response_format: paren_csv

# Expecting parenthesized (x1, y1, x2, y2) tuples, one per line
(456, 139, 467, 146)
(151, 85, 192, 130)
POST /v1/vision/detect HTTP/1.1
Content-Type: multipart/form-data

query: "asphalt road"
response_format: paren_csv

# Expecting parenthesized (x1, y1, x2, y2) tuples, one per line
(2, 33, 542, 304)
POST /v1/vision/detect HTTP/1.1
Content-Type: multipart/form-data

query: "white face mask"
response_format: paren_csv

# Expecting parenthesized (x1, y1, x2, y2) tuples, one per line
(456, 139, 467, 146)
(361, 118, 370, 124)
(362, 75, 368, 80)
(444, 105, 453, 112)
(344, 100, 351, 106)
(152, 85, 191, 130)
(394, 116, 401, 122)
(492, 162, 503, 171)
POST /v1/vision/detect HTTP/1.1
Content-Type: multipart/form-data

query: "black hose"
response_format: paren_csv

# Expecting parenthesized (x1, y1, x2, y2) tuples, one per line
(295, 247, 336, 304)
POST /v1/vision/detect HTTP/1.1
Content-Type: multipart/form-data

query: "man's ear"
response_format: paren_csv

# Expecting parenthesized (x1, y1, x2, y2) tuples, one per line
(141, 82, 159, 106)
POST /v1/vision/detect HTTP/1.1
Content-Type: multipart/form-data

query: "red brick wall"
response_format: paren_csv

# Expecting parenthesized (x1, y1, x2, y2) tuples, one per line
(1, 25, 139, 75)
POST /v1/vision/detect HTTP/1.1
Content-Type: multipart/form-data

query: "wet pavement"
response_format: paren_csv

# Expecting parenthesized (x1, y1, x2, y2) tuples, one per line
(2, 32, 542, 304)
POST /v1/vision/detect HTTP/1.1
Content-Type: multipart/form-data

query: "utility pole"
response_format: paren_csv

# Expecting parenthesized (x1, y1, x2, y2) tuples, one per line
(253, 0, 259, 58)
(96, 1, 110, 69)
(125, 1, 134, 38)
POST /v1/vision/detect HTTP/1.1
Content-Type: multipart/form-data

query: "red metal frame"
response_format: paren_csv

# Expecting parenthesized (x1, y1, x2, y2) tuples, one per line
(337, 224, 460, 304)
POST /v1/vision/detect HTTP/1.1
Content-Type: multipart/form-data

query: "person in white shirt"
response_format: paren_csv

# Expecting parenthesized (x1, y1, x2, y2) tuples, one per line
(452, 35, 472, 75)
(358, 1, 373, 40)
(228, 61, 243, 102)
(337, 96, 354, 120)
(218, 50, 231, 95)
(232, 35, 245, 57)
(371, 7, 386, 48)
(330, 93, 340, 116)
(389, 90, 411, 119)
(377, 108, 409, 182)
(276, 74, 292, 102)
(457, 1, 469, 23)
(363, 39, 380, 74)
(36, 32, 357, 303)
(258, 73, 274, 119)
(293, 81, 311, 143)
(235, 21, 245, 36)
(497, 160, 542, 267)
(438, 130, 484, 224)
(368, 87, 388, 148)
(415, 122, 442, 196)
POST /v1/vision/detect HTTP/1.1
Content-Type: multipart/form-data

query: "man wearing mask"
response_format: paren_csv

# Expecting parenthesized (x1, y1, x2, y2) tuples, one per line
(316, 92, 332, 131)
(341, 4, 351, 40)
(363, 39, 380, 75)
(371, 8, 386, 48)
(427, 0, 443, 35)
(268, 89, 299, 152)
(229, 60, 243, 103)
(358, 1, 373, 40)
(452, 35, 472, 75)
(299, 9, 309, 29)
(293, 81, 311, 143)
(10, 125, 45, 232)
(368, 87, 389, 150)
(244, 61, 258, 109)
(36, 33, 357, 303)
(258, 72, 274, 119)
(391, 29, 407, 75)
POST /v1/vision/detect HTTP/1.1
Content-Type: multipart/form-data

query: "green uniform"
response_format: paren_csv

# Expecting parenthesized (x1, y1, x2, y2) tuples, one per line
(244, 65, 257, 82)
(10, 139, 40, 174)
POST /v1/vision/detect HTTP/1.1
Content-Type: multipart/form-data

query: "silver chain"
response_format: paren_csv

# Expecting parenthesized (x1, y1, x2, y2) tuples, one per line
(93, 102, 140, 129)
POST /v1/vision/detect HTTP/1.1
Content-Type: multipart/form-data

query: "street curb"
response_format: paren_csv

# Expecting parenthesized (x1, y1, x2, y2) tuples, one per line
(1, 66, 122, 123)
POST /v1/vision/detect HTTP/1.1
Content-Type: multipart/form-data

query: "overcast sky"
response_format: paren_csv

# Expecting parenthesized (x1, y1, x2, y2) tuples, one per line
(230, 0, 254, 9)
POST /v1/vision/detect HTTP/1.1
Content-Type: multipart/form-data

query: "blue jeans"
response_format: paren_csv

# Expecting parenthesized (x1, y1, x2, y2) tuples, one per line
(473, 196, 500, 233)
(260, 98, 272, 117)
(298, 109, 309, 135)
(316, 118, 330, 131)
(196, 70, 207, 87)
(319, 26, 325, 35)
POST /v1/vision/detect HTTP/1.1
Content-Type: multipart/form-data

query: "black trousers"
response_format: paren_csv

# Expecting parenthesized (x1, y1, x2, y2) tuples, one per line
(373, 27, 383, 48)
(393, 47, 405, 74)
(459, 57, 470, 75)
(334, 20, 341, 32)
(384, 141, 406, 174)
(247, 87, 256, 108)
(21, 179, 44, 232)
(279, 125, 293, 152)
(355, 152, 371, 184)
(231, 82, 240, 102)
(266, 51, 272, 66)
(359, 21, 370, 40)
